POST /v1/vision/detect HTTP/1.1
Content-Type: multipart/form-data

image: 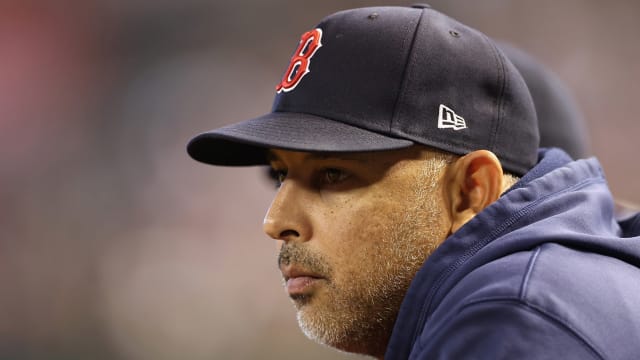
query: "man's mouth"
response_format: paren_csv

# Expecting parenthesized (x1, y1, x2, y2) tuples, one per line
(281, 266, 325, 296)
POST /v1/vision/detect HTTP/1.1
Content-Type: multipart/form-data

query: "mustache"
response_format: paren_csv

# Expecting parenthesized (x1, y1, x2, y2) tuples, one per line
(277, 243, 332, 278)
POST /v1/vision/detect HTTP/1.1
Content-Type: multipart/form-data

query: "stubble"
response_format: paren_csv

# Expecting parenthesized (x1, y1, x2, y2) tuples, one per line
(278, 154, 450, 357)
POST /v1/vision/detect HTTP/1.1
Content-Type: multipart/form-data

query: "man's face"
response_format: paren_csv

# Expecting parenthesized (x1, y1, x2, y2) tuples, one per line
(264, 146, 452, 357)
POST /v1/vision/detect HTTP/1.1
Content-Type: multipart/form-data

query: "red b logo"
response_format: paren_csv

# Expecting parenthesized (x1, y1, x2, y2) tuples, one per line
(276, 28, 323, 93)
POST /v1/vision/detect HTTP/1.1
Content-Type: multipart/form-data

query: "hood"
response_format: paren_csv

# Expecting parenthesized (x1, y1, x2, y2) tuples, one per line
(385, 148, 640, 358)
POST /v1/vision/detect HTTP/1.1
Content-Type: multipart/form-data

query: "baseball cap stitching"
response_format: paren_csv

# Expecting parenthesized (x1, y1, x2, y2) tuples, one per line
(389, 8, 424, 134)
(482, 33, 505, 154)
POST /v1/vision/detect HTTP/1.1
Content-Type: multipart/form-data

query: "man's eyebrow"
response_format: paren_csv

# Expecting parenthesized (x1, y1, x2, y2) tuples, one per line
(266, 150, 373, 164)
(266, 151, 279, 163)
(307, 152, 374, 163)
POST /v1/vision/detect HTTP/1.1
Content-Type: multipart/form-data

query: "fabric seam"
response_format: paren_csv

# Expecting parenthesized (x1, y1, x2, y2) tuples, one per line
(389, 9, 424, 133)
(519, 246, 541, 299)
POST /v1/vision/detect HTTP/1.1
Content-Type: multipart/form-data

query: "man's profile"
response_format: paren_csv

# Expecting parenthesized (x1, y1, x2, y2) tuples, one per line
(187, 5, 640, 359)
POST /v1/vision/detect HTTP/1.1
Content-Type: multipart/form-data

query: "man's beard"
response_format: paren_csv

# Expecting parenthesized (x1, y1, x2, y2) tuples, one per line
(276, 166, 445, 357)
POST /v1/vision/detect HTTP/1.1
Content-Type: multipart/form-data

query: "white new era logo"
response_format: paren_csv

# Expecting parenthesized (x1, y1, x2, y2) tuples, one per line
(438, 104, 467, 131)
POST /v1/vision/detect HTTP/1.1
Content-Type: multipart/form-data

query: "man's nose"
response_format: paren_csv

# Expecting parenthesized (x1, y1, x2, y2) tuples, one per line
(263, 180, 312, 243)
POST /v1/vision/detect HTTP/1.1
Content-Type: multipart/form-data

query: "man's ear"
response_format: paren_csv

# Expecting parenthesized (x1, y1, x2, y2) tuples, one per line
(445, 150, 504, 234)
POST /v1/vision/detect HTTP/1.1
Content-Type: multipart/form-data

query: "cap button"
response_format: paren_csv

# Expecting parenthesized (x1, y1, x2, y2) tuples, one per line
(410, 3, 432, 9)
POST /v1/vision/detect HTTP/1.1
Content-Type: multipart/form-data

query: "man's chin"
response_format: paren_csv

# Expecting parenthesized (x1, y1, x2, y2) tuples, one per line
(295, 297, 333, 342)
(297, 312, 347, 352)
(293, 291, 392, 358)
(297, 309, 382, 357)
(295, 299, 358, 352)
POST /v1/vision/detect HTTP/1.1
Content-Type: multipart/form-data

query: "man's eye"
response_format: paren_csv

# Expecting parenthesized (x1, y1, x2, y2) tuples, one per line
(322, 168, 348, 185)
(269, 168, 287, 188)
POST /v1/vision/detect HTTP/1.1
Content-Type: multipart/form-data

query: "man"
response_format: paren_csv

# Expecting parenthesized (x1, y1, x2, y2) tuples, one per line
(187, 5, 640, 359)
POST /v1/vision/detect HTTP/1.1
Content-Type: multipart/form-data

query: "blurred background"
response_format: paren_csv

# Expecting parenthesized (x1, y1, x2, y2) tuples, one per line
(1, 0, 638, 359)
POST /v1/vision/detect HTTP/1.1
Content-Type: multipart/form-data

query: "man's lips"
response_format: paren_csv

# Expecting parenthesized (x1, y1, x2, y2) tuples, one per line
(280, 266, 325, 296)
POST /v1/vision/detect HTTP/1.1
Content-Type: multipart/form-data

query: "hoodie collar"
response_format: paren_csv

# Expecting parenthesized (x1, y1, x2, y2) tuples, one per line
(384, 148, 613, 358)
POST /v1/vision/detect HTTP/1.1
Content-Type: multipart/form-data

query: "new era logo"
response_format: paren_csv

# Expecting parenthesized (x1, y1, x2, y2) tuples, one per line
(438, 104, 467, 131)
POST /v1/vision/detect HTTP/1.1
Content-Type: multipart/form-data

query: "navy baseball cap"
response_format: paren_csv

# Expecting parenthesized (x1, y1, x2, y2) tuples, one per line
(187, 5, 539, 175)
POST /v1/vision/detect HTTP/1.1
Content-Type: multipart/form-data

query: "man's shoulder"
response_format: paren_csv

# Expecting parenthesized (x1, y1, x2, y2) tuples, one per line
(443, 242, 640, 325)
(419, 242, 640, 359)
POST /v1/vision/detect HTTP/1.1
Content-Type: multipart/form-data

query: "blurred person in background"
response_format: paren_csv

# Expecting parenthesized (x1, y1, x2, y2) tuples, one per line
(500, 42, 640, 220)
(499, 42, 591, 160)
(187, 5, 640, 359)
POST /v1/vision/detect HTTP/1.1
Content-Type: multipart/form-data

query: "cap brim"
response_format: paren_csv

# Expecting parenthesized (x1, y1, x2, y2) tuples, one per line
(187, 112, 414, 166)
